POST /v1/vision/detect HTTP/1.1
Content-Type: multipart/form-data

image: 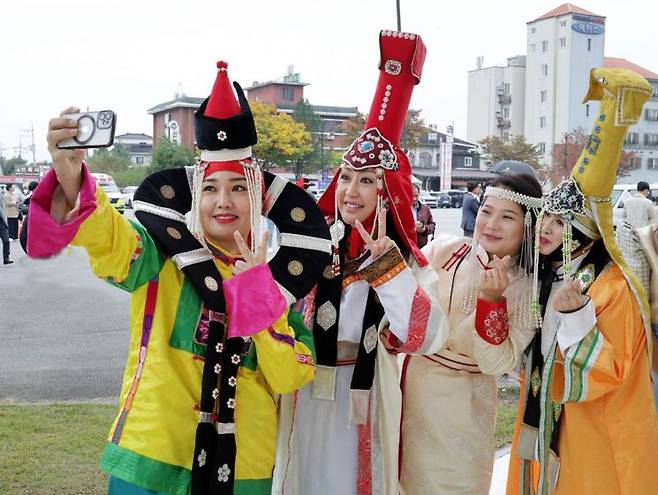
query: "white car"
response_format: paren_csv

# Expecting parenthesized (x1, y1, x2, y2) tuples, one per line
(419, 190, 437, 208)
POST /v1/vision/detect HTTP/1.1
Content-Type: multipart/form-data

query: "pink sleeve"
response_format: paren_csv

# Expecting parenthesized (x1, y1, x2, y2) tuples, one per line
(223, 263, 287, 338)
(27, 164, 97, 258)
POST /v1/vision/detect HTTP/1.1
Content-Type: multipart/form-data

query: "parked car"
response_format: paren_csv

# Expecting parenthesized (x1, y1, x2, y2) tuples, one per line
(122, 186, 139, 208)
(419, 190, 437, 208)
(445, 189, 466, 208)
(435, 192, 452, 208)
(92, 173, 125, 214)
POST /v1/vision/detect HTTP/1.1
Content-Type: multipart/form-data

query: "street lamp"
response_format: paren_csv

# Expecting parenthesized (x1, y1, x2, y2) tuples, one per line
(319, 120, 332, 170)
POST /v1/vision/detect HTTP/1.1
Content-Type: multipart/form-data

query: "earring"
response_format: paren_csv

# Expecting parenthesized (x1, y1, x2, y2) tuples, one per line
(571, 239, 581, 252)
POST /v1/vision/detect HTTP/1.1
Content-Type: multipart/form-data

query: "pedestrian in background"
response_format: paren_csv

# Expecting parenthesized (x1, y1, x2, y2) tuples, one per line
(460, 181, 481, 237)
(412, 183, 435, 248)
(3, 184, 20, 240)
(622, 180, 656, 228)
(0, 187, 12, 264)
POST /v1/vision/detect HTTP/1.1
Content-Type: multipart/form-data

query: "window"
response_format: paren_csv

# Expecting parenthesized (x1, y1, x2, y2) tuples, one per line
(531, 43, 536, 52)
(428, 132, 438, 141)
(540, 64, 548, 76)
(136, 156, 144, 165)
(586, 104, 590, 117)
(503, 107, 510, 118)
(645, 133, 658, 146)
(560, 20, 567, 27)
(540, 116, 546, 128)
(282, 87, 294, 101)
(646, 108, 658, 121)
(559, 37, 566, 48)
(503, 83, 510, 94)
(464, 157, 473, 167)
(503, 132, 510, 141)
(164, 113, 171, 124)
(531, 27, 536, 34)
(540, 90, 547, 102)
(626, 132, 639, 145)
(538, 143, 546, 154)
(541, 40, 548, 52)
(649, 158, 658, 169)
(587, 38, 592, 51)
(653, 85, 658, 98)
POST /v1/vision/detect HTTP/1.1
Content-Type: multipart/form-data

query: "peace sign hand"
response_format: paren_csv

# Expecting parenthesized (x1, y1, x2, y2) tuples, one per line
(232, 230, 269, 275)
(354, 208, 395, 259)
(479, 255, 511, 302)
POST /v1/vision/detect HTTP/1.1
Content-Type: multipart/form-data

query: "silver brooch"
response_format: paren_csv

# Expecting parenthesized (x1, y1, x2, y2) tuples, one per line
(384, 59, 402, 76)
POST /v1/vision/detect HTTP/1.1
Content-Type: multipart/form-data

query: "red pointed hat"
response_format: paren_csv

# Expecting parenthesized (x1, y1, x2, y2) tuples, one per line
(205, 61, 241, 119)
(194, 60, 258, 164)
(318, 30, 427, 265)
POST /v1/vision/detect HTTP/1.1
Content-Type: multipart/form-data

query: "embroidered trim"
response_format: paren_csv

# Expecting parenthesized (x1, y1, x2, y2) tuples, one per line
(268, 327, 295, 347)
(370, 261, 406, 288)
(132, 200, 187, 223)
(358, 246, 405, 284)
(397, 288, 431, 353)
(199, 146, 252, 162)
(171, 248, 214, 270)
(279, 232, 333, 253)
(263, 175, 288, 215)
(475, 297, 510, 345)
(215, 422, 236, 435)
(111, 278, 158, 443)
(129, 234, 143, 265)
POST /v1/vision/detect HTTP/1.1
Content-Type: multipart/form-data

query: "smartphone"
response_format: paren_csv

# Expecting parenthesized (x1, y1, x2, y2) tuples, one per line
(57, 110, 116, 149)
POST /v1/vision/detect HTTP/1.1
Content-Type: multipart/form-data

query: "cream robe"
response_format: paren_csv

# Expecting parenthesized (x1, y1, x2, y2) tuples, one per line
(400, 236, 537, 495)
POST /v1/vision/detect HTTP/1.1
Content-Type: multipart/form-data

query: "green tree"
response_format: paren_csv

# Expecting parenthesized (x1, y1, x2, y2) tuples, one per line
(478, 135, 543, 169)
(148, 138, 195, 173)
(402, 109, 426, 150)
(113, 168, 150, 188)
(342, 112, 367, 143)
(88, 143, 132, 175)
(291, 99, 322, 176)
(251, 101, 312, 170)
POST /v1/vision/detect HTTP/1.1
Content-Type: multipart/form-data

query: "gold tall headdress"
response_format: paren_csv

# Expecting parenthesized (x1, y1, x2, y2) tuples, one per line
(537, 67, 653, 355)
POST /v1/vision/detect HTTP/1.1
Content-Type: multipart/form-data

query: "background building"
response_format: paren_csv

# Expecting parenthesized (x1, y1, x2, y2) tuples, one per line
(114, 133, 153, 166)
(467, 55, 526, 144)
(467, 3, 658, 178)
(147, 67, 357, 159)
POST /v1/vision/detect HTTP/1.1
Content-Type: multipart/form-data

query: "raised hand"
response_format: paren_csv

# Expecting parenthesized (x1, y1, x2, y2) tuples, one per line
(354, 208, 395, 259)
(553, 279, 587, 313)
(47, 107, 85, 208)
(479, 255, 511, 302)
(232, 229, 269, 275)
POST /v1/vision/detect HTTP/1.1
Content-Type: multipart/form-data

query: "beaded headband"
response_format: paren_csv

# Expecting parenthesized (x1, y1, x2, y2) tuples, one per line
(483, 186, 544, 211)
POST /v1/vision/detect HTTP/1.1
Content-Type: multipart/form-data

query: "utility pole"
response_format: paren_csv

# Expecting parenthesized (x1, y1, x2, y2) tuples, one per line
(396, 0, 402, 31)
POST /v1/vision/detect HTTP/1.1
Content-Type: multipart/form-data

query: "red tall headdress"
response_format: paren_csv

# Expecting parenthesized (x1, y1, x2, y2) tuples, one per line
(318, 30, 427, 266)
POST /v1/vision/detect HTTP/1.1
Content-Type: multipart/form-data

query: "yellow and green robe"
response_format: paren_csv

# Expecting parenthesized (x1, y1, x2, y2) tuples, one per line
(26, 169, 316, 495)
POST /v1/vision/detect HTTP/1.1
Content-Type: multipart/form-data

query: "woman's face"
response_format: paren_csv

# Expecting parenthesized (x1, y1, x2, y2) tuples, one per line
(538, 212, 565, 256)
(199, 170, 251, 253)
(475, 194, 526, 258)
(335, 167, 379, 225)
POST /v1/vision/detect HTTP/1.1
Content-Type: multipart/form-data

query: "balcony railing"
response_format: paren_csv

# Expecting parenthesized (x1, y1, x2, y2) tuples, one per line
(498, 94, 512, 105)
(497, 118, 511, 129)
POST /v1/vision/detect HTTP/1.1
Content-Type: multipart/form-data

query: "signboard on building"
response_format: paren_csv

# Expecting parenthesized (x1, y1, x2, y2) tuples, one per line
(572, 15, 605, 35)
(15, 166, 40, 176)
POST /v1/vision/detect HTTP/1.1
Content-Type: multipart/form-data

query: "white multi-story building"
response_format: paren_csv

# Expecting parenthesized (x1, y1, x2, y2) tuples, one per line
(467, 3, 658, 177)
(467, 56, 526, 144)
(524, 4, 605, 159)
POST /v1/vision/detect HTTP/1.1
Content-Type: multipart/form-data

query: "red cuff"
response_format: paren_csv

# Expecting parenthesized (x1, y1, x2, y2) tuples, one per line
(475, 297, 509, 345)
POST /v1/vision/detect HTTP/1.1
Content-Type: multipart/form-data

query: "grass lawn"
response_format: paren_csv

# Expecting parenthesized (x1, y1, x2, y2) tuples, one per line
(0, 394, 520, 494)
(0, 403, 114, 495)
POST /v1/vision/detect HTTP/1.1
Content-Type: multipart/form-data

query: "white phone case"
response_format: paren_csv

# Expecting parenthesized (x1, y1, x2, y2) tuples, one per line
(57, 110, 116, 149)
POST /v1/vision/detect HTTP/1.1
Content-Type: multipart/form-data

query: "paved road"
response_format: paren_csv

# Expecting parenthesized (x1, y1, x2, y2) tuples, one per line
(0, 207, 465, 402)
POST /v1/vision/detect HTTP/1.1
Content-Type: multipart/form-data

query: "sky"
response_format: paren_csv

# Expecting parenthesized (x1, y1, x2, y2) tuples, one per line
(2, 0, 657, 163)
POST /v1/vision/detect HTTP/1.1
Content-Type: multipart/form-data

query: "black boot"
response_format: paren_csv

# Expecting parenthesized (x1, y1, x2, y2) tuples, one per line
(3, 258, 13, 265)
